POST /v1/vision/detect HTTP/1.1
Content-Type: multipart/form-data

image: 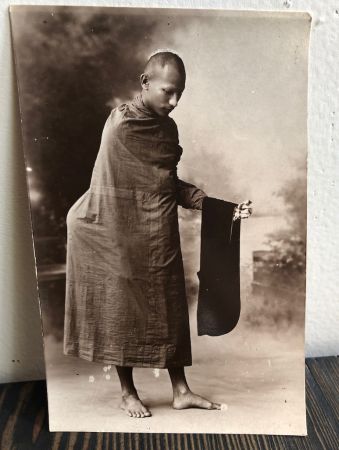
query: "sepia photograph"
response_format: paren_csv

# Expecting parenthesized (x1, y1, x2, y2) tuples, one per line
(10, 5, 310, 434)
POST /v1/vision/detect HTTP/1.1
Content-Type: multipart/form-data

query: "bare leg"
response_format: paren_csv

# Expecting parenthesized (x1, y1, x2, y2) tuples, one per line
(115, 366, 151, 418)
(168, 367, 221, 410)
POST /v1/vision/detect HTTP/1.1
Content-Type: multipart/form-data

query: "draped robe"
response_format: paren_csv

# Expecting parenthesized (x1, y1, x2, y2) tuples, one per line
(63, 94, 207, 368)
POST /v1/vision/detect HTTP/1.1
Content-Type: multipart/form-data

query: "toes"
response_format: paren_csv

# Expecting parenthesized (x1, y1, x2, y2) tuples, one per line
(201, 399, 213, 409)
(212, 403, 222, 410)
(207, 401, 221, 410)
(130, 409, 148, 418)
(171, 393, 221, 411)
(142, 406, 151, 417)
(122, 399, 151, 418)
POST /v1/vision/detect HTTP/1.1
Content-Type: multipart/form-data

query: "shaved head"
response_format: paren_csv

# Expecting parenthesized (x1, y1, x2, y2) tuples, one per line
(144, 51, 186, 82)
(140, 51, 186, 117)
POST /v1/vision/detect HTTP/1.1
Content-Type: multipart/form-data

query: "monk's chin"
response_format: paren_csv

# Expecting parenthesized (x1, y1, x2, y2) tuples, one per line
(158, 108, 173, 117)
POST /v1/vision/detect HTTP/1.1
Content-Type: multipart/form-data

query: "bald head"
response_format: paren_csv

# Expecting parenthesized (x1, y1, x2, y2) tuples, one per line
(144, 51, 186, 82)
(140, 51, 186, 117)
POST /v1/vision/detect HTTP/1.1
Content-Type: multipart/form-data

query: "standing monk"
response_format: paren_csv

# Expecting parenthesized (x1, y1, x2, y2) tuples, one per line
(64, 50, 252, 418)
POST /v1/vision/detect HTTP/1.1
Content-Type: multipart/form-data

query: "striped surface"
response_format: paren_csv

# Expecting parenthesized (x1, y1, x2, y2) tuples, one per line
(0, 357, 337, 449)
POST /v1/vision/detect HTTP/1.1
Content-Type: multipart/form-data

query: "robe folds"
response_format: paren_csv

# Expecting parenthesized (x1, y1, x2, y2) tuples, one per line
(63, 94, 207, 368)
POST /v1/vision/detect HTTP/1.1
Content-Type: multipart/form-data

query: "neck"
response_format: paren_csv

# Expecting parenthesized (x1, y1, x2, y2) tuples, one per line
(140, 91, 152, 111)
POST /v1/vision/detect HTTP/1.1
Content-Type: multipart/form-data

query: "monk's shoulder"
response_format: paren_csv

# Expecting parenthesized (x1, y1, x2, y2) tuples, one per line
(106, 103, 130, 133)
(110, 102, 128, 121)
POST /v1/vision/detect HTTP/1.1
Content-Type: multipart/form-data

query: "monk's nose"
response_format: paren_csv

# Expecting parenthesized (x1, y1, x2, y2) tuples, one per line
(169, 94, 178, 108)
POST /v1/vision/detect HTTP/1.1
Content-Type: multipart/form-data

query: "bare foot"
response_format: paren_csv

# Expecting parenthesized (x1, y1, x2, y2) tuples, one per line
(172, 390, 221, 410)
(120, 393, 152, 418)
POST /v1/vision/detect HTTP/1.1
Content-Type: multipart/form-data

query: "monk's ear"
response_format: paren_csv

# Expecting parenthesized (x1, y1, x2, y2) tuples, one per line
(140, 73, 150, 90)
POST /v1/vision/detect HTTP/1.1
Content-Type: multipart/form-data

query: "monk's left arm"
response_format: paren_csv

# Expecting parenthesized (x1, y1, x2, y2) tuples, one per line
(175, 175, 208, 210)
(176, 176, 253, 219)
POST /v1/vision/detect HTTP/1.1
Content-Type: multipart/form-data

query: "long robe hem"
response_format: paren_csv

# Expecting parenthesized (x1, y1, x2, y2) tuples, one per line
(63, 346, 192, 368)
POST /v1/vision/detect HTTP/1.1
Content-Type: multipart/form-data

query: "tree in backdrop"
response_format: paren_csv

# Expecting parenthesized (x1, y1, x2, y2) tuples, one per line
(265, 164, 307, 292)
(245, 164, 307, 330)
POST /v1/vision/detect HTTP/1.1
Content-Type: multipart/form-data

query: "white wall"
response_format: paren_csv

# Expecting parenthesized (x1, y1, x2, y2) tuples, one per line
(1, 0, 338, 383)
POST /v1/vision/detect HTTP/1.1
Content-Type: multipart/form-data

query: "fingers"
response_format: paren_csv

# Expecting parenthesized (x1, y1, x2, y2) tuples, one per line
(239, 205, 252, 212)
(234, 200, 254, 222)
(237, 203, 253, 219)
(239, 210, 252, 218)
(238, 200, 253, 209)
(235, 210, 252, 220)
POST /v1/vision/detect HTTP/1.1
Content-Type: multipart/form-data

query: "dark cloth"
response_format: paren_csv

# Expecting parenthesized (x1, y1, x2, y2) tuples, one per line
(197, 197, 241, 336)
(63, 94, 207, 368)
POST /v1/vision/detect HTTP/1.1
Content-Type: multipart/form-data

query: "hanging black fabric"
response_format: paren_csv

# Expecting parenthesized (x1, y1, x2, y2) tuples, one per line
(197, 197, 241, 336)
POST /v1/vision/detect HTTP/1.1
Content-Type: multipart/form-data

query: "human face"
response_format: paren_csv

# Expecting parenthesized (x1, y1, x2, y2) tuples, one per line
(141, 64, 185, 117)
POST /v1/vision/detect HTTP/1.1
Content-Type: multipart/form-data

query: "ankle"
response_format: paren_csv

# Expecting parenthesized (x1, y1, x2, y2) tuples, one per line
(121, 388, 138, 399)
(173, 385, 190, 396)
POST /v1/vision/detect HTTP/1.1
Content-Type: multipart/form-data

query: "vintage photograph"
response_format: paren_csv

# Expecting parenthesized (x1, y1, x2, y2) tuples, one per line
(10, 6, 310, 434)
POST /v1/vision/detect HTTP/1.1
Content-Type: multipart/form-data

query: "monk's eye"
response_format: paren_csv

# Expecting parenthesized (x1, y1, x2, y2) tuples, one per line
(162, 88, 170, 95)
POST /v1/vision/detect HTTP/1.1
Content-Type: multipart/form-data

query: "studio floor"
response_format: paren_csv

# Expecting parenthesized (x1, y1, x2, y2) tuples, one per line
(0, 357, 337, 449)
(43, 323, 306, 435)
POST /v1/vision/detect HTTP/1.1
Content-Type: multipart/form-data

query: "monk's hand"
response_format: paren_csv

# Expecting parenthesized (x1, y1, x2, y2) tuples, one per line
(233, 200, 253, 221)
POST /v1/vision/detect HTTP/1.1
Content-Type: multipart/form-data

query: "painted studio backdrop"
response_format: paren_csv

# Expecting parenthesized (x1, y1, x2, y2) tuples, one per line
(10, 6, 310, 434)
